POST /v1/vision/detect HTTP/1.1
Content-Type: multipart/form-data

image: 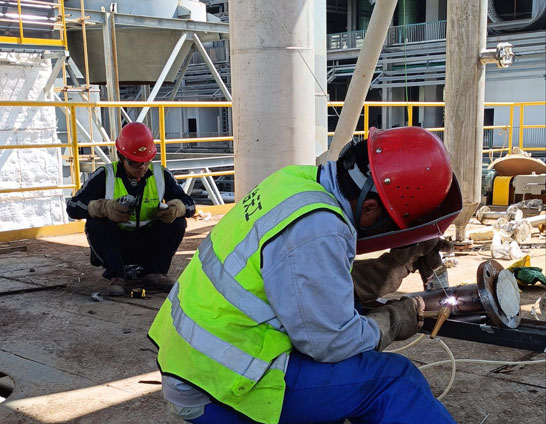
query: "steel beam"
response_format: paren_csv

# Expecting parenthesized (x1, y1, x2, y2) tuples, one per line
(101, 9, 121, 145)
(192, 34, 231, 102)
(43, 52, 66, 96)
(136, 32, 190, 123)
(422, 318, 546, 353)
(64, 8, 229, 40)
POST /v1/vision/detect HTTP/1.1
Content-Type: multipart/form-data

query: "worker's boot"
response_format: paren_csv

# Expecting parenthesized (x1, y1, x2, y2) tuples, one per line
(106, 277, 126, 296)
(142, 273, 175, 292)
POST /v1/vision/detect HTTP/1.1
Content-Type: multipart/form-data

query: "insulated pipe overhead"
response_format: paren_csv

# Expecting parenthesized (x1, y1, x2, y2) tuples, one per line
(444, 0, 487, 241)
(230, 0, 316, 200)
(324, 0, 398, 162)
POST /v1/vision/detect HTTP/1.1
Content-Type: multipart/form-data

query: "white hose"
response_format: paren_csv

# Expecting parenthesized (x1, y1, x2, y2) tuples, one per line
(419, 341, 546, 400)
(385, 334, 426, 353)
(386, 334, 546, 400)
(419, 358, 546, 370)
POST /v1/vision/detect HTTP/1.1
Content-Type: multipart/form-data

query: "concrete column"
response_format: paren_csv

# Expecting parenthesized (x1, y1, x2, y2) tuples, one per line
(444, 0, 487, 241)
(315, 0, 328, 156)
(230, 0, 316, 199)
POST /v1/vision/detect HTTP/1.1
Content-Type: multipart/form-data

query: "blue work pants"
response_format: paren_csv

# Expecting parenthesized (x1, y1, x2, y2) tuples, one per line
(188, 350, 456, 424)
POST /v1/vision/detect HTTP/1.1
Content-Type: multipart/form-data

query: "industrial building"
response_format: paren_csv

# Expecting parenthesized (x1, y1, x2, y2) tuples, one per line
(0, 1, 545, 423)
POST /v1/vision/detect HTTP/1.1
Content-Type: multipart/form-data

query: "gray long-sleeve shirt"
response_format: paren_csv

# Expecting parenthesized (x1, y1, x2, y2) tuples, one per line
(162, 161, 381, 407)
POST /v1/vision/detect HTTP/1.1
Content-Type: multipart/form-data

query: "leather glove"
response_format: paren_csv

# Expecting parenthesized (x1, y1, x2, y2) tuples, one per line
(88, 199, 130, 223)
(365, 296, 425, 351)
(352, 237, 453, 304)
(408, 238, 453, 286)
(156, 199, 186, 224)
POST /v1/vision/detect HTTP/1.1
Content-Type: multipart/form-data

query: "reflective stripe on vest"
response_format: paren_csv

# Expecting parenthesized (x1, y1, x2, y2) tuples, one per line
(104, 162, 165, 229)
(168, 282, 289, 381)
(149, 165, 353, 424)
(199, 190, 342, 330)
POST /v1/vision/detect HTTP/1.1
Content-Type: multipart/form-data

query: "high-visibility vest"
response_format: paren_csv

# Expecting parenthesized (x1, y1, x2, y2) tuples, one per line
(148, 165, 355, 424)
(104, 161, 165, 229)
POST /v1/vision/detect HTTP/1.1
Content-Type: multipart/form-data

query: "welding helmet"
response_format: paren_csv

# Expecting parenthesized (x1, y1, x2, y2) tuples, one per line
(339, 127, 462, 254)
(115, 122, 157, 162)
(368, 126, 454, 229)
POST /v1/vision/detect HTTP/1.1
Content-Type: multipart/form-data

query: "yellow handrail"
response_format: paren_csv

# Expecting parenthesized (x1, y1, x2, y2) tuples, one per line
(0, 0, 67, 48)
(0, 100, 544, 198)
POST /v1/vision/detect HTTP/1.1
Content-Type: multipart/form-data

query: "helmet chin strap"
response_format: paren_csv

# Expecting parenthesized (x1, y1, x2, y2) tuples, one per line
(355, 177, 374, 230)
(349, 164, 394, 234)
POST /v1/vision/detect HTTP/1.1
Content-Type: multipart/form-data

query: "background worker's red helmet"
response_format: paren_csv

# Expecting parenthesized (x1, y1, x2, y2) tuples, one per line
(115, 122, 156, 162)
(367, 126, 453, 229)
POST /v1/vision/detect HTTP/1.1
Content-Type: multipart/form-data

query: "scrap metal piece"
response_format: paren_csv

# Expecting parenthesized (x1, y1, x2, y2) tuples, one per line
(91, 292, 104, 302)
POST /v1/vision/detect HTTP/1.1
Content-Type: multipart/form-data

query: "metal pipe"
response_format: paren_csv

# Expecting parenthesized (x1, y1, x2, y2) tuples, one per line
(488, 0, 546, 31)
(325, 0, 398, 162)
(406, 284, 485, 316)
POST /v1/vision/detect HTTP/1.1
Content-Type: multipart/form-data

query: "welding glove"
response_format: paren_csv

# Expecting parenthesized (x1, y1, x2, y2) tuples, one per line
(365, 296, 425, 351)
(88, 199, 130, 223)
(352, 238, 453, 304)
(411, 238, 454, 285)
(156, 199, 186, 224)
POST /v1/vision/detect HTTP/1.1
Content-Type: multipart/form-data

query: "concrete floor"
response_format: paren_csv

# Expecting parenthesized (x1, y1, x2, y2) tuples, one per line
(0, 214, 545, 424)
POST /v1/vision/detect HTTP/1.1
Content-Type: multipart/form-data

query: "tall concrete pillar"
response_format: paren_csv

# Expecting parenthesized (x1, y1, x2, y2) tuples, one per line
(230, 0, 316, 199)
(315, 0, 328, 157)
(444, 0, 487, 241)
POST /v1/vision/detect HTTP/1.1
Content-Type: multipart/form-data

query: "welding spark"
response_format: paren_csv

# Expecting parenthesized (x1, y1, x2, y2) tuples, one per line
(441, 296, 458, 306)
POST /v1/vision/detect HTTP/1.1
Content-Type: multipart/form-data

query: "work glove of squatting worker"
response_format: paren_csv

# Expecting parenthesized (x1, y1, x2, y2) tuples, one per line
(352, 238, 454, 303)
(156, 199, 187, 224)
(365, 296, 425, 351)
(88, 199, 131, 223)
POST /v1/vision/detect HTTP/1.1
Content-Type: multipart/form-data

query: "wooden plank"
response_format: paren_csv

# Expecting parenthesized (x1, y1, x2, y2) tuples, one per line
(0, 245, 27, 255)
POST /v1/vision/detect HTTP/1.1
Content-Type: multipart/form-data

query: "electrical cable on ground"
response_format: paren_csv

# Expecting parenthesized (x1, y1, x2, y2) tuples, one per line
(386, 333, 546, 400)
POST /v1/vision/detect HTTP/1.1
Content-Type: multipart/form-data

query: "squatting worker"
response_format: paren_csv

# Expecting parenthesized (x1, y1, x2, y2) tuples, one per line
(66, 122, 195, 296)
(148, 127, 460, 424)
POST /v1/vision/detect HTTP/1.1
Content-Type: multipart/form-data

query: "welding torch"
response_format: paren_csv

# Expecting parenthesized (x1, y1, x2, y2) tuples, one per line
(421, 305, 452, 339)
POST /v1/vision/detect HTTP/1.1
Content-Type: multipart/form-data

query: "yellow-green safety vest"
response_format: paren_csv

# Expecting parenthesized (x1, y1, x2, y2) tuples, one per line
(104, 161, 165, 229)
(148, 165, 353, 424)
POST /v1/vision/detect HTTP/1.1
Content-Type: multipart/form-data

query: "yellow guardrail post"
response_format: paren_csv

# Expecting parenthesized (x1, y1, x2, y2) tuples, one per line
(364, 104, 369, 138)
(508, 103, 514, 151)
(519, 103, 524, 150)
(61, 0, 68, 50)
(407, 103, 413, 126)
(70, 105, 81, 193)
(159, 105, 167, 167)
(17, 0, 24, 44)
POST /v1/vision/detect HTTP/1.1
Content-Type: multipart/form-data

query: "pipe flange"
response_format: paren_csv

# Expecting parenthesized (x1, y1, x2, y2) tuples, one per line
(476, 260, 521, 328)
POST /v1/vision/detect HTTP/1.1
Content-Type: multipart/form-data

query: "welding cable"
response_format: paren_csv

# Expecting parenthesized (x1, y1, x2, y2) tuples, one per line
(385, 334, 426, 353)
(424, 338, 457, 401)
(384, 334, 456, 400)
(419, 342, 546, 401)
(419, 357, 546, 369)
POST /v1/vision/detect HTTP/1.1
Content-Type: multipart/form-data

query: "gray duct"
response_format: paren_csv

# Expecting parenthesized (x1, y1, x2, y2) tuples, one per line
(488, 0, 546, 31)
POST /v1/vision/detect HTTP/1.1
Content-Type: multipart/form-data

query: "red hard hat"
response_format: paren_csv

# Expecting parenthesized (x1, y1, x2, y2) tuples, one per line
(367, 127, 453, 229)
(115, 122, 156, 162)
